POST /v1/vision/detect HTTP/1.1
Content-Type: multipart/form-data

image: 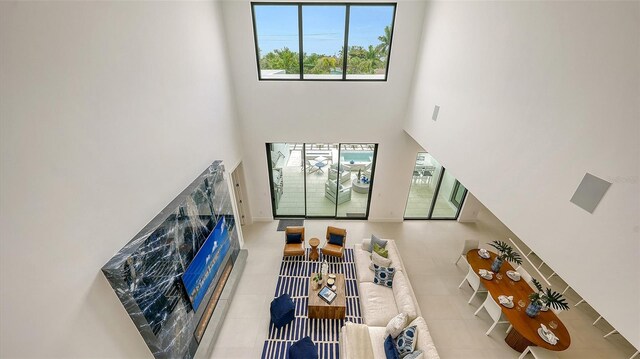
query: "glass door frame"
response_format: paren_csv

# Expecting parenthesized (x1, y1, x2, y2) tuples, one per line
(404, 153, 468, 220)
(266, 142, 378, 219)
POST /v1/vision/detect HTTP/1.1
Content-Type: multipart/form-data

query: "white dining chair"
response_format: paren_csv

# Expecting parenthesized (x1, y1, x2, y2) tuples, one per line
(518, 346, 559, 359)
(458, 263, 487, 304)
(473, 295, 510, 335)
(593, 315, 603, 325)
(455, 239, 480, 265)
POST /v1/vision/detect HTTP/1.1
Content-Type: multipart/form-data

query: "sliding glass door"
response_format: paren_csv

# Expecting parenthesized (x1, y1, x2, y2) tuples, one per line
(267, 142, 377, 219)
(404, 152, 467, 220)
(267, 143, 305, 217)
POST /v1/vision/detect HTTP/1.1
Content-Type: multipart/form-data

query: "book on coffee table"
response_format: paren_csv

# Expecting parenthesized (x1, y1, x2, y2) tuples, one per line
(318, 286, 337, 305)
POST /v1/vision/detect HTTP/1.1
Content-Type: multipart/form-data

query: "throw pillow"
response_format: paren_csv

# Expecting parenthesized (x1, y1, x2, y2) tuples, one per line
(373, 264, 395, 287)
(394, 325, 417, 358)
(384, 335, 400, 359)
(373, 243, 389, 258)
(328, 233, 344, 246)
(369, 251, 392, 271)
(366, 234, 388, 252)
(403, 350, 424, 359)
(286, 233, 302, 244)
(385, 313, 408, 339)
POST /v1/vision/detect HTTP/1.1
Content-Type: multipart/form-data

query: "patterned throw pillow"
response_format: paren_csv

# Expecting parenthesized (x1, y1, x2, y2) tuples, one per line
(394, 325, 417, 358)
(403, 349, 424, 359)
(373, 243, 389, 258)
(373, 264, 395, 287)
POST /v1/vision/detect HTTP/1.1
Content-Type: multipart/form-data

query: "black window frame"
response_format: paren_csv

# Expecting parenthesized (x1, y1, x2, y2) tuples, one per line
(251, 2, 397, 82)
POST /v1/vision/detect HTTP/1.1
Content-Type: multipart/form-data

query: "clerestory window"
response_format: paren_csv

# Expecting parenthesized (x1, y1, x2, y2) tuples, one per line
(251, 3, 396, 81)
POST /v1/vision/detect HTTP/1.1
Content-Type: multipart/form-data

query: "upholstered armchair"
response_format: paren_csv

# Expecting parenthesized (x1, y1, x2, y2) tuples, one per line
(324, 179, 352, 204)
(284, 226, 305, 257)
(328, 163, 351, 183)
(321, 226, 346, 258)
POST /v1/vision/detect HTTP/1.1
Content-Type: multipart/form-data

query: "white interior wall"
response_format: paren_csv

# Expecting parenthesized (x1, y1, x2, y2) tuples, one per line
(221, 0, 427, 222)
(405, 1, 640, 347)
(0, 1, 241, 357)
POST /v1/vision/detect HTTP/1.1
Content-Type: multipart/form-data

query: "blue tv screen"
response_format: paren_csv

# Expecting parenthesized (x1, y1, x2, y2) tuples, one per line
(181, 217, 231, 311)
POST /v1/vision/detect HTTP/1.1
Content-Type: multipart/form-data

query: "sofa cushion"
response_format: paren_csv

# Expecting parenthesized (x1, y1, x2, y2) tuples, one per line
(373, 264, 395, 288)
(392, 271, 418, 321)
(354, 246, 375, 282)
(370, 251, 392, 271)
(384, 335, 400, 359)
(386, 312, 408, 339)
(408, 317, 439, 359)
(374, 243, 389, 258)
(359, 282, 399, 326)
(394, 325, 417, 358)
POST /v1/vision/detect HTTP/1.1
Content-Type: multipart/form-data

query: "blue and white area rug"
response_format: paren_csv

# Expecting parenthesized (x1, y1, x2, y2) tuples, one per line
(261, 249, 363, 359)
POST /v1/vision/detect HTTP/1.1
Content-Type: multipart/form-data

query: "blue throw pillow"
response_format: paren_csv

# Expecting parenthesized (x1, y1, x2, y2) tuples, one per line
(286, 233, 302, 244)
(394, 325, 417, 358)
(373, 264, 395, 288)
(367, 234, 388, 252)
(328, 233, 344, 246)
(384, 335, 400, 359)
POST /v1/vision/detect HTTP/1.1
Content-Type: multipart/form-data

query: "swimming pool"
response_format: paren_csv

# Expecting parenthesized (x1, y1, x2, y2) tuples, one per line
(340, 151, 373, 163)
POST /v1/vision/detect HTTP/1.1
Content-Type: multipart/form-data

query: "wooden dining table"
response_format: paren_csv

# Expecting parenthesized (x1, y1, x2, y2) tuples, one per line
(466, 249, 571, 352)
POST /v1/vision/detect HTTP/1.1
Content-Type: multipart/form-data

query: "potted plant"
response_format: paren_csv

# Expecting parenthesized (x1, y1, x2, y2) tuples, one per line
(312, 273, 323, 290)
(487, 240, 522, 272)
(527, 278, 570, 317)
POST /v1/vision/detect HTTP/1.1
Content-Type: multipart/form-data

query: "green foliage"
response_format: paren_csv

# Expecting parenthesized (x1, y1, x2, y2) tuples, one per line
(260, 47, 300, 74)
(528, 278, 570, 311)
(259, 26, 391, 75)
(488, 240, 522, 265)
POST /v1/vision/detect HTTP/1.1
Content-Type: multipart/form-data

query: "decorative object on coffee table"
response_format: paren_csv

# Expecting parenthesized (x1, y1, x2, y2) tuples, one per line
(527, 278, 570, 318)
(311, 272, 323, 290)
(308, 273, 346, 319)
(488, 240, 522, 272)
(308, 237, 320, 261)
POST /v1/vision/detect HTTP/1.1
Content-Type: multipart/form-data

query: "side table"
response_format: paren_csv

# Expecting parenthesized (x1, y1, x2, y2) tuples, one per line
(309, 238, 320, 261)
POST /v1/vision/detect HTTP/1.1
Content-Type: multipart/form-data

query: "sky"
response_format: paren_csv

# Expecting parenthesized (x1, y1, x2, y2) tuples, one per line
(254, 5, 394, 56)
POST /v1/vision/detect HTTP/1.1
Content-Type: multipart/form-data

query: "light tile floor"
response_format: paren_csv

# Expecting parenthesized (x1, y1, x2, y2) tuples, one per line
(210, 211, 637, 358)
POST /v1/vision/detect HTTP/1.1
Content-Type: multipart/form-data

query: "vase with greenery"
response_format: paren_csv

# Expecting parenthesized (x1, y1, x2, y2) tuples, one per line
(312, 273, 323, 290)
(487, 240, 522, 272)
(527, 278, 570, 317)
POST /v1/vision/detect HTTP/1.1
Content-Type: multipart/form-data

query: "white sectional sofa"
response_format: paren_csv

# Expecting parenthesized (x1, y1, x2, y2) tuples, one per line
(339, 238, 440, 358)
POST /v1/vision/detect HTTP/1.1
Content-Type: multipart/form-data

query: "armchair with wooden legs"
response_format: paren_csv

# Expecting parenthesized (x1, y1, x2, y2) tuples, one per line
(321, 226, 347, 258)
(284, 226, 305, 257)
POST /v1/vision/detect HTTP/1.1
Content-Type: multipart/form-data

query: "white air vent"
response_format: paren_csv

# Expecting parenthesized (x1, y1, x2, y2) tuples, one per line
(432, 105, 440, 121)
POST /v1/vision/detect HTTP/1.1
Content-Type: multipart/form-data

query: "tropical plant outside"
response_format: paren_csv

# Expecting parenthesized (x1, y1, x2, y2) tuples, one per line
(259, 25, 392, 76)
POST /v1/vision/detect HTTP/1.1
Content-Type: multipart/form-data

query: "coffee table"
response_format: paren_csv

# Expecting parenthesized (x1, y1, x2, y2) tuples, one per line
(308, 273, 346, 319)
(352, 179, 370, 193)
(309, 238, 320, 261)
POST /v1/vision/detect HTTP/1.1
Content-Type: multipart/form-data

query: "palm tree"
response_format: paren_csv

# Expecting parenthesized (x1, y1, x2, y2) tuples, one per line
(376, 25, 392, 56)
